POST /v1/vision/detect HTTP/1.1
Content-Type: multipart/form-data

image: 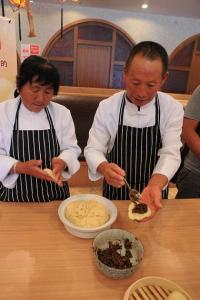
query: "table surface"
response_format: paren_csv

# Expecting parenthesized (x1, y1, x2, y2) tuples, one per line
(0, 199, 199, 300)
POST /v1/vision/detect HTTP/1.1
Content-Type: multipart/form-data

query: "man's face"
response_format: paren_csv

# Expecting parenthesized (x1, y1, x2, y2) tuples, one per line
(20, 77, 54, 112)
(124, 53, 168, 107)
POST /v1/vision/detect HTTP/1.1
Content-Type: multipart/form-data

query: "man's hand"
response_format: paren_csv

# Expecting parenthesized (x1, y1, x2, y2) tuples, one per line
(141, 173, 168, 209)
(141, 185, 162, 209)
(97, 162, 125, 187)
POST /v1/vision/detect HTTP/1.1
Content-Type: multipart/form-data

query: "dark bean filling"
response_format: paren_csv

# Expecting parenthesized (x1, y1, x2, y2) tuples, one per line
(132, 203, 148, 214)
(97, 238, 133, 269)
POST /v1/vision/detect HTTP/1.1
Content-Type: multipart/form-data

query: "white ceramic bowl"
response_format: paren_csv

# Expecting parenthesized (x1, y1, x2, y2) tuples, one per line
(93, 229, 144, 279)
(58, 194, 118, 239)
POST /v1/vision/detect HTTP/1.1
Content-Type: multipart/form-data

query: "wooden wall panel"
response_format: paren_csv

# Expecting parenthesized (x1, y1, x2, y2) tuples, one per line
(187, 52, 200, 93)
(76, 44, 111, 88)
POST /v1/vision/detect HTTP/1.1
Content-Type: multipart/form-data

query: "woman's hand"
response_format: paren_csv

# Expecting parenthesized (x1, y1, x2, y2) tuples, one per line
(97, 162, 125, 187)
(14, 159, 66, 186)
(15, 160, 52, 181)
(51, 157, 66, 186)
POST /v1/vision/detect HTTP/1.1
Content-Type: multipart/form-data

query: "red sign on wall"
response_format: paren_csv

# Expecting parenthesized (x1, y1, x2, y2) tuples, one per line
(21, 43, 40, 61)
(30, 44, 40, 55)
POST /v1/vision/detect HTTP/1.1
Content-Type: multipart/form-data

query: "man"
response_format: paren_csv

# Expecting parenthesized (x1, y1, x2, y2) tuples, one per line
(84, 41, 183, 210)
(176, 85, 200, 198)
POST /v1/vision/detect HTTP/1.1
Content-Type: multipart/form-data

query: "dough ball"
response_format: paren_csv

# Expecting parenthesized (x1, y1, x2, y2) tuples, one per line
(43, 168, 56, 180)
(167, 290, 188, 300)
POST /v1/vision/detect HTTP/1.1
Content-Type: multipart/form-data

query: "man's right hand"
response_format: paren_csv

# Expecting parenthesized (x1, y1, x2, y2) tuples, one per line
(97, 162, 125, 187)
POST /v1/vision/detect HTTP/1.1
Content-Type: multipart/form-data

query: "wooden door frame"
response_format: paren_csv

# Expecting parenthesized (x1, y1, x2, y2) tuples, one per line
(42, 18, 135, 57)
(169, 33, 200, 94)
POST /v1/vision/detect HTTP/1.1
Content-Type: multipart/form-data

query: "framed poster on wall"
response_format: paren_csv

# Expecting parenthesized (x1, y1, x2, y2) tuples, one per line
(0, 16, 17, 102)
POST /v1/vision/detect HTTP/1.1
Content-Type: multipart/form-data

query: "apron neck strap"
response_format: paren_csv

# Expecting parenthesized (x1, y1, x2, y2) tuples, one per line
(119, 93, 160, 126)
(13, 99, 54, 130)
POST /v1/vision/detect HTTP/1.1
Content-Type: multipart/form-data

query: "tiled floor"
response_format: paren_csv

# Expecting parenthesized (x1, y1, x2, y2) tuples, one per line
(70, 186, 178, 199)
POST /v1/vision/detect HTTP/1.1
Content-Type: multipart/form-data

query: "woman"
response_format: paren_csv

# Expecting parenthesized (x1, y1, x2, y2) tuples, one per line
(0, 55, 81, 202)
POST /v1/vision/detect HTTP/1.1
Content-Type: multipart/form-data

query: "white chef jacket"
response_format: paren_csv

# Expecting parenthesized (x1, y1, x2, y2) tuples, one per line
(0, 97, 81, 188)
(84, 91, 184, 182)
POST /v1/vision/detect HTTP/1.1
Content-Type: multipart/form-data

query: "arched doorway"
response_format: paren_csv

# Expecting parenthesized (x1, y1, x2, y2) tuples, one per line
(163, 34, 200, 94)
(43, 19, 135, 89)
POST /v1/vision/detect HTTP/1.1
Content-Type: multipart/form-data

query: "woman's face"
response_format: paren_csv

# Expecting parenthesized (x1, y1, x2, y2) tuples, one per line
(124, 53, 168, 107)
(20, 78, 54, 112)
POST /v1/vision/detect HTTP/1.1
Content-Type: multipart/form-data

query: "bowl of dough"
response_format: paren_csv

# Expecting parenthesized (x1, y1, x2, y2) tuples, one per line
(58, 194, 118, 238)
(93, 229, 144, 279)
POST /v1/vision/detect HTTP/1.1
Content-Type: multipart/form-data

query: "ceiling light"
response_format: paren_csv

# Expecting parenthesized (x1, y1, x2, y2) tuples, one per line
(142, 3, 148, 9)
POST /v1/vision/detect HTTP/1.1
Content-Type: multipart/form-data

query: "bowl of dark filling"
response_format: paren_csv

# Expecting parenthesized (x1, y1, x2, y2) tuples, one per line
(93, 229, 143, 279)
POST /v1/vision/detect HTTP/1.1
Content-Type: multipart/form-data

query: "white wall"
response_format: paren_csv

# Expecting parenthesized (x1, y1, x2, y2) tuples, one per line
(4, 2, 200, 56)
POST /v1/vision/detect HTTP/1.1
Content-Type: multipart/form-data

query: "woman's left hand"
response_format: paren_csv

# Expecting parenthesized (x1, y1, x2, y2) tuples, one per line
(51, 157, 67, 186)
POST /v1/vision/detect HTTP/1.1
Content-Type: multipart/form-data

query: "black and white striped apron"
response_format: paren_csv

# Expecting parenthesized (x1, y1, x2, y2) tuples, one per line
(103, 93, 168, 200)
(0, 100, 69, 202)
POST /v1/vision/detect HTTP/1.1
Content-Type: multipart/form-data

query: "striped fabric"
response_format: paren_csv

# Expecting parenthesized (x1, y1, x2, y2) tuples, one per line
(0, 100, 69, 202)
(103, 93, 168, 200)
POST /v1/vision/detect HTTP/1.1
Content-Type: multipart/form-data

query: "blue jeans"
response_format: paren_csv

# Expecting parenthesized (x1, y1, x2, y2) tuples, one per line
(176, 167, 200, 198)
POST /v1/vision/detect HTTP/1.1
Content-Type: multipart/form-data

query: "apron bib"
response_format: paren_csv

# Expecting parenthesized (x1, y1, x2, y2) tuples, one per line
(103, 93, 168, 200)
(0, 100, 69, 202)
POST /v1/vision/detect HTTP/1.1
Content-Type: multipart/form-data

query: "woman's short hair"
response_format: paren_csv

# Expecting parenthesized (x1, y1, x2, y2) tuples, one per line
(15, 55, 60, 97)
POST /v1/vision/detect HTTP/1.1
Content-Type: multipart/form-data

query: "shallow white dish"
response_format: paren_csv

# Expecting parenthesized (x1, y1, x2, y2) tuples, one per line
(123, 276, 192, 300)
(58, 194, 118, 239)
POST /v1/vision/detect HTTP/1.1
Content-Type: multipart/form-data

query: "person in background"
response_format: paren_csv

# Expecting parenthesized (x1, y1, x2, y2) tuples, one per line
(176, 85, 200, 198)
(0, 55, 81, 202)
(84, 41, 184, 211)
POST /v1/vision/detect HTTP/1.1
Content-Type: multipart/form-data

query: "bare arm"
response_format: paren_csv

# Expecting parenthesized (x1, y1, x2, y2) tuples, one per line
(182, 117, 200, 158)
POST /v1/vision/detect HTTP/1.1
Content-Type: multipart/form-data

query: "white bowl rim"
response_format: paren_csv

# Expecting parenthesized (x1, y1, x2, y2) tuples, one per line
(58, 194, 118, 233)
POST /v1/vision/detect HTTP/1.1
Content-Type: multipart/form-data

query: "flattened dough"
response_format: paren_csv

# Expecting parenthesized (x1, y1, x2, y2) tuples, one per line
(128, 202, 151, 221)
